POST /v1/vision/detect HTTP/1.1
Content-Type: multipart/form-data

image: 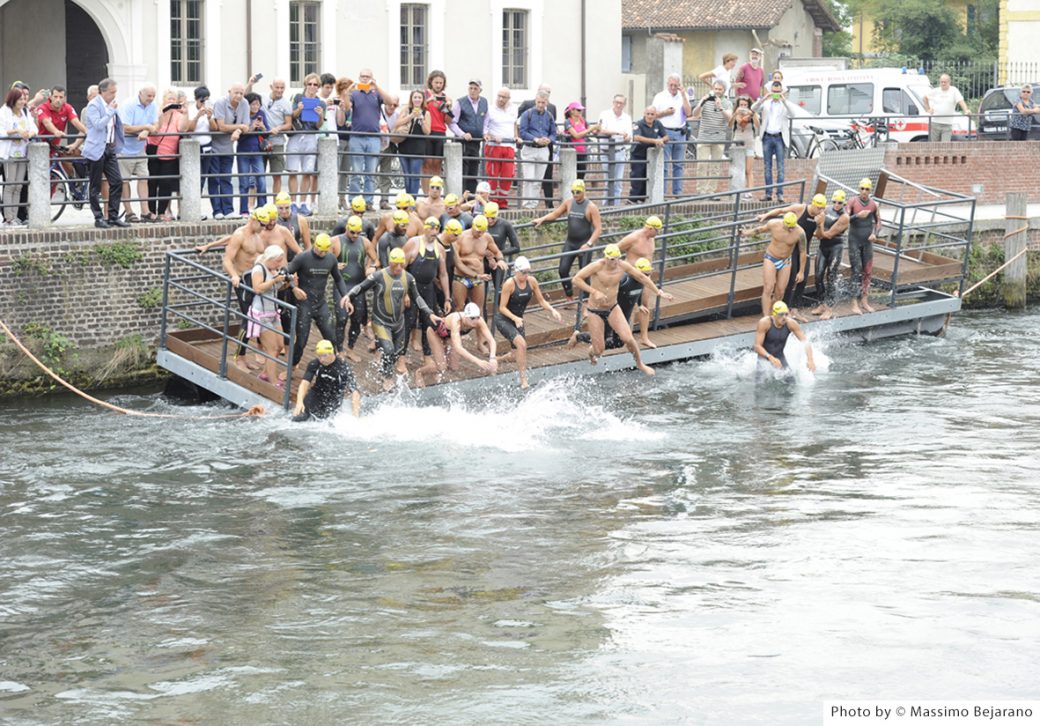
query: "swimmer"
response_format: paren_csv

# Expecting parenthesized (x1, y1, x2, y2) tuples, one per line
(532, 179, 602, 301)
(846, 177, 881, 315)
(496, 256, 562, 389)
(618, 216, 663, 348)
(741, 210, 806, 318)
(811, 190, 850, 321)
(753, 300, 815, 378)
(756, 194, 827, 321)
(292, 339, 361, 421)
(414, 302, 498, 388)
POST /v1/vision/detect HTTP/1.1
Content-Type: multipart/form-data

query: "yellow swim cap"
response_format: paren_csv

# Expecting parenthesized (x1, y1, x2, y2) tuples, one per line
(472, 215, 488, 231)
(252, 207, 272, 224)
(772, 300, 789, 316)
(392, 209, 409, 226)
(388, 247, 406, 264)
(645, 215, 663, 230)
(313, 233, 332, 251)
(351, 195, 367, 212)
(395, 192, 410, 209)
(444, 193, 460, 206)
(275, 192, 292, 205)
(832, 189, 847, 203)
(604, 243, 622, 258)
(315, 340, 334, 355)
(483, 202, 499, 218)
(782, 212, 798, 228)
(635, 257, 652, 272)
(347, 215, 363, 232)
(429, 176, 444, 188)
(859, 177, 873, 190)
(571, 179, 586, 193)
(424, 216, 441, 229)
(444, 219, 463, 235)
(264, 203, 278, 217)
(812, 193, 827, 207)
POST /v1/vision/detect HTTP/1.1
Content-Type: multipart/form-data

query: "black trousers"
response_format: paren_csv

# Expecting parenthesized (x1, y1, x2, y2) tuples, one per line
(404, 282, 439, 356)
(88, 148, 122, 220)
(629, 156, 648, 201)
(335, 292, 368, 351)
(558, 240, 590, 297)
(461, 140, 482, 194)
(541, 143, 555, 204)
(292, 299, 336, 366)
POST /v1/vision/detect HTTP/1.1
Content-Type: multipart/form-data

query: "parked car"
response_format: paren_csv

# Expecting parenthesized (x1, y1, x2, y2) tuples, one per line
(977, 83, 1040, 140)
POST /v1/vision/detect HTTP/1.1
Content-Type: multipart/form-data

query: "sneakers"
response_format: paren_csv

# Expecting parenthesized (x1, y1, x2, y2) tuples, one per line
(299, 204, 312, 216)
(290, 203, 299, 215)
(214, 212, 225, 220)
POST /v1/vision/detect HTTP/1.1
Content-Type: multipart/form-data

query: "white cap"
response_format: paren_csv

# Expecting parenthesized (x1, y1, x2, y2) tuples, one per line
(462, 302, 481, 319)
(259, 244, 284, 262)
(513, 256, 531, 271)
(476, 181, 492, 194)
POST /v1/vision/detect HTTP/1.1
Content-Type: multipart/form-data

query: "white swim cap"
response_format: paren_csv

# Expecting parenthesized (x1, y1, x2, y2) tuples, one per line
(463, 302, 481, 319)
(513, 256, 531, 271)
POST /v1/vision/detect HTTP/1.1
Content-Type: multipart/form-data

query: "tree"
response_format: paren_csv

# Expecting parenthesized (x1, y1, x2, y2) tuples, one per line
(870, 0, 962, 60)
(821, 0, 853, 57)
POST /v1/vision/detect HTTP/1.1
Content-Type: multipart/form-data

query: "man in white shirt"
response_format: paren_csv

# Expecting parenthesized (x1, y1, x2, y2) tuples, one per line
(596, 95, 632, 207)
(752, 81, 799, 202)
(923, 74, 970, 142)
(246, 75, 294, 196)
(652, 73, 692, 196)
(482, 87, 518, 209)
(698, 53, 738, 97)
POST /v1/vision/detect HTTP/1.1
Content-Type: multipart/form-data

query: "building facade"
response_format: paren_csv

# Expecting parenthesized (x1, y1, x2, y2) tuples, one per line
(0, 0, 623, 115)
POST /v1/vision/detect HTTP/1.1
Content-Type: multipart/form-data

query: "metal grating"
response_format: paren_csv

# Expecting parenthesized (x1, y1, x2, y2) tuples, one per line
(814, 146, 888, 196)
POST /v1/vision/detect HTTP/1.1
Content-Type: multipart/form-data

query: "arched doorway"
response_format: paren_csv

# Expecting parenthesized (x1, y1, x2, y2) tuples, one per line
(64, 0, 109, 111)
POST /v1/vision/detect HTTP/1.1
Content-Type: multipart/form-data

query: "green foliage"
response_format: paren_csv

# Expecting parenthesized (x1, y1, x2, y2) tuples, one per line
(821, 0, 853, 58)
(176, 319, 193, 330)
(22, 322, 76, 376)
(94, 241, 143, 268)
(136, 287, 163, 310)
(871, 0, 961, 61)
(11, 254, 53, 277)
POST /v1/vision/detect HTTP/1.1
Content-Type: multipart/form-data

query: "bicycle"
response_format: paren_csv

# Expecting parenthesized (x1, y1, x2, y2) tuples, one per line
(49, 148, 86, 222)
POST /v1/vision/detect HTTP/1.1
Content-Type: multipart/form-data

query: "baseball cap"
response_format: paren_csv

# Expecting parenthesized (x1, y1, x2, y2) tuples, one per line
(462, 302, 481, 318)
(751, 47, 764, 55)
(468, 79, 482, 88)
(388, 247, 406, 264)
(565, 101, 585, 113)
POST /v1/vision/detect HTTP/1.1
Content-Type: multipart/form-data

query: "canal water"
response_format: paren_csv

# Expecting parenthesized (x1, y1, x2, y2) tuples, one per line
(1, 310, 1038, 724)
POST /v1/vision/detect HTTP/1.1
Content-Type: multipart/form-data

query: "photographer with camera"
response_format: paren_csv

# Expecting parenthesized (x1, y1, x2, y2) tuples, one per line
(423, 70, 452, 186)
(690, 80, 732, 195)
(249, 245, 292, 386)
(146, 89, 189, 222)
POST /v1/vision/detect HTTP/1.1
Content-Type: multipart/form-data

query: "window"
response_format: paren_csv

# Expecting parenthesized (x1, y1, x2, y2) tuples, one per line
(401, 4, 428, 88)
(170, 0, 204, 85)
(621, 35, 632, 73)
(827, 83, 873, 115)
(502, 9, 528, 88)
(883, 88, 919, 115)
(290, 1, 321, 85)
(787, 85, 822, 115)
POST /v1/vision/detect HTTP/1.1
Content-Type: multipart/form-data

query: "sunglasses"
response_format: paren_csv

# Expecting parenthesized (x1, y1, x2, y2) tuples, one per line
(306, 82, 319, 86)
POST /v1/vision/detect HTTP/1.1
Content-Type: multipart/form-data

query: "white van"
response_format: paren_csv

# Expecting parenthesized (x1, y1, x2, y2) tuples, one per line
(779, 67, 970, 143)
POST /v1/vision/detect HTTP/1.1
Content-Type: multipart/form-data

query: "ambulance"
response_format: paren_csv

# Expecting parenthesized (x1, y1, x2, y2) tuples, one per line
(779, 67, 971, 143)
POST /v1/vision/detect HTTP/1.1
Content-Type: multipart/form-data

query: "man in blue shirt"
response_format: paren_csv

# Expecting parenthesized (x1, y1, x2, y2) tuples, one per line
(342, 68, 385, 209)
(83, 78, 130, 228)
(517, 91, 556, 210)
(117, 85, 157, 222)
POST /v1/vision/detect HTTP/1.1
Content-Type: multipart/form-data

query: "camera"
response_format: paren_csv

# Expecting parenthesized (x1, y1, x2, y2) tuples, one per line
(277, 267, 294, 285)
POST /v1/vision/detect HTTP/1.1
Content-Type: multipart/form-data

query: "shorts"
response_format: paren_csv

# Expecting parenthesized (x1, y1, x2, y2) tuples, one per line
(427, 132, 446, 158)
(495, 317, 525, 345)
(286, 133, 318, 173)
(118, 156, 149, 180)
(267, 144, 286, 174)
(764, 252, 790, 271)
(246, 308, 279, 339)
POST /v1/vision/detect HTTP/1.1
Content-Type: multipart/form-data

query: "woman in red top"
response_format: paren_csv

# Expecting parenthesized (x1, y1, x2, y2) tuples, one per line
(423, 70, 452, 186)
(147, 89, 190, 221)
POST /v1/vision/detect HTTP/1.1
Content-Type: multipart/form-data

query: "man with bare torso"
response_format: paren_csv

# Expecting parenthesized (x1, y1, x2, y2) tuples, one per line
(570, 244, 673, 376)
(377, 193, 422, 241)
(617, 215, 663, 348)
(452, 214, 506, 313)
(416, 175, 446, 220)
(741, 211, 806, 318)
(220, 208, 269, 370)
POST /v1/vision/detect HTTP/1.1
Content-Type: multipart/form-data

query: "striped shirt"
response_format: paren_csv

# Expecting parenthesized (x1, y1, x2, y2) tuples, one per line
(697, 97, 731, 142)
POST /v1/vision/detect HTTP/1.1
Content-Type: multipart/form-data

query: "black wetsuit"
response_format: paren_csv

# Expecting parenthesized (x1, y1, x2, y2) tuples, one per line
(377, 230, 409, 268)
(439, 211, 473, 231)
(276, 212, 304, 259)
(486, 218, 520, 292)
(784, 206, 818, 308)
(495, 277, 534, 345)
(335, 234, 372, 351)
(405, 238, 444, 356)
(331, 216, 378, 241)
(286, 249, 348, 365)
(847, 197, 879, 299)
(348, 267, 434, 377)
(759, 320, 792, 378)
(292, 357, 358, 422)
(816, 207, 847, 305)
(559, 197, 594, 297)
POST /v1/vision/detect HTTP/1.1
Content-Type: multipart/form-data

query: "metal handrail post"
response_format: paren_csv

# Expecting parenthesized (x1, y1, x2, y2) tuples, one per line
(218, 279, 232, 379)
(283, 307, 297, 411)
(159, 254, 172, 348)
(725, 192, 742, 318)
(959, 198, 977, 296)
(888, 206, 906, 306)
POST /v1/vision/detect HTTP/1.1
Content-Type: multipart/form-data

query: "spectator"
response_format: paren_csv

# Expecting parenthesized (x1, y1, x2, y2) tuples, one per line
(184, 86, 216, 216)
(79, 84, 103, 206)
(770, 70, 785, 91)
(596, 94, 632, 207)
(286, 73, 325, 216)
(729, 95, 759, 197)
(82, 78, 129, 229)
(36, 85, 88, 201)
(517, 91, 556, 210)
(449, 79, 488, 194)
(246, 75, 293, 197)
(333, 76, 353, 210)
(734, 48, 766, 102)
(146, 89, 187, 222)
(923, 74, 970, 142)
(690, 81, 732, 194)
(376, 94, 400, 209)
(482, 86, 517, 208)
(423, 70, 452, 184)
(629, 106, 667, 203)
(752, 81, 798, 202)
(117, 85, 158, 223)
(563, 102, 599, 180)
(652, 73, 692, 196)
(396, 89, 431, 195)
(517, 85, 558, 206)
(698, 53, 738, 96)
(318, 72, 338, 133)
(1010, 85, 1038, 141)
(0, 88, 33, 226)
(236, 92, 270, 216)
(211, 82, 251, 219)
(11, 81, 46, 115)
(342, 68, 384, 209)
